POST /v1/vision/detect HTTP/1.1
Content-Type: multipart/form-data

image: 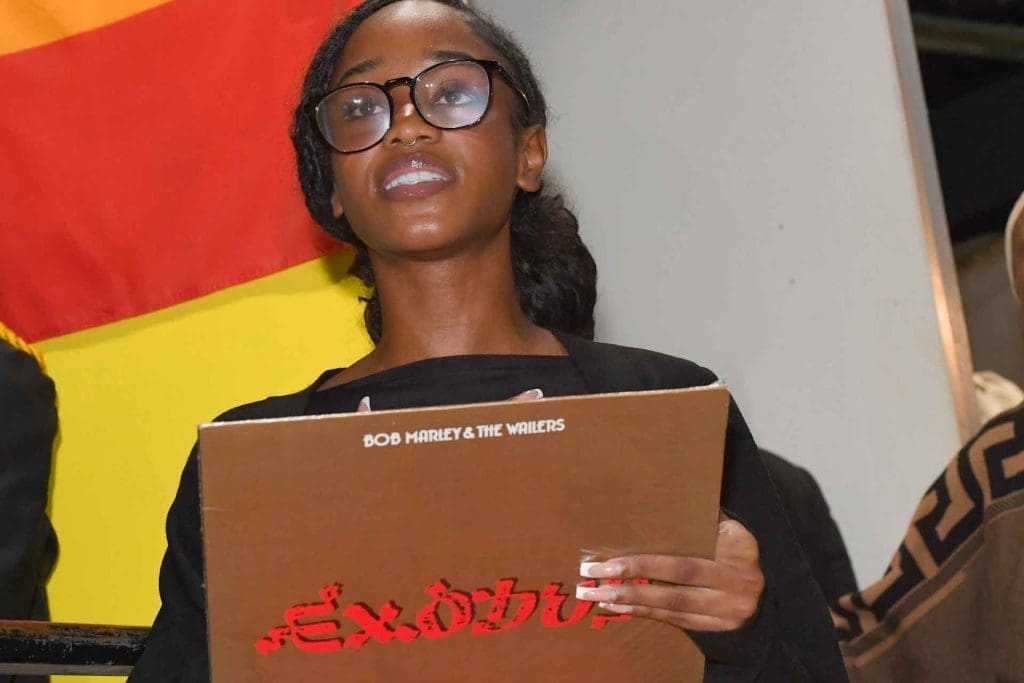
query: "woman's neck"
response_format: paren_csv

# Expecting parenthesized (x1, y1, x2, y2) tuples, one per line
(328, 235, 566, 387)
(374, 243, 556, 361)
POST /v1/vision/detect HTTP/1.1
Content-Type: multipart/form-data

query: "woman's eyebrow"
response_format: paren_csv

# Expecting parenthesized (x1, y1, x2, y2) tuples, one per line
(430, 49, 480, 62)
(335, 51, 484, 86)
(336, 58, 382, 85)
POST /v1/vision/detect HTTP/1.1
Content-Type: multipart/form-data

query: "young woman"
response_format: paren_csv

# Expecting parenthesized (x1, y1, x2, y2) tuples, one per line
(129, 1, 847, 680)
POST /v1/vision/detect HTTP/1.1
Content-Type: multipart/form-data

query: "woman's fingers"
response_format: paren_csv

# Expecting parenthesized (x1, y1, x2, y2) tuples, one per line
(576, 581, 759, 628)
(581, 555, 720, 588)
(357, 389, 541, 413)
(715, 519, 761, 568)
(508, 388, 544, 401)
(577, 519, 765, 632)
(575, 565, 761, 631)
(592, 604, 736, 633)
(581, 522, 760, 587)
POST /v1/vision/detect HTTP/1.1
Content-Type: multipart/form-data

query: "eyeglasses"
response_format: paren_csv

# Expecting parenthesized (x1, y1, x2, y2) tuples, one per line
(314, 59, 530, 154)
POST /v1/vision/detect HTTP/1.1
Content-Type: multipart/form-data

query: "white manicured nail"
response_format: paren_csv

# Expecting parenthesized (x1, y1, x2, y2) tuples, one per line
(580, 561, 623, 578)
(599, 602, 632, 614)
(575, 585, 597, 601)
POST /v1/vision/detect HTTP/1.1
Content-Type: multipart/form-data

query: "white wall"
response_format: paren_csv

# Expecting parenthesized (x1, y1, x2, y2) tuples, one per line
(479, 0, 971, 584)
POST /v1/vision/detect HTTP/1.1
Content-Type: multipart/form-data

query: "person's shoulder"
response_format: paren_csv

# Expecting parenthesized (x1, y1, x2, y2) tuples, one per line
(0, 335, 55, 405)
(558, 333, 719, 391)
(759, 449, 814, 487)
(206, 369, 339, 424)
(759, 449, 827, 513)
(595, 338, 718, 381)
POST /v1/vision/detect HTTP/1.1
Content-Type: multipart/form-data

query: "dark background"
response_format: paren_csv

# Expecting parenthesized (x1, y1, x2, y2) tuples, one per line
(909, 0, 1024, 387)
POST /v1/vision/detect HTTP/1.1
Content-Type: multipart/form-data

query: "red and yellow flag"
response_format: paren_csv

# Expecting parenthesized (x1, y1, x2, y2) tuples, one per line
(0, 0, 355, 341)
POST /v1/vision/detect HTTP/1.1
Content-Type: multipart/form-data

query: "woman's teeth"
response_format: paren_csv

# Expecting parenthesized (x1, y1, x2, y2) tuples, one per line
(384, 171, 448, 191)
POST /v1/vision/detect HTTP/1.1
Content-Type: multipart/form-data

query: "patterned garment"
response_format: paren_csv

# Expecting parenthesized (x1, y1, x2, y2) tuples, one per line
(834, 404, 1024, 681)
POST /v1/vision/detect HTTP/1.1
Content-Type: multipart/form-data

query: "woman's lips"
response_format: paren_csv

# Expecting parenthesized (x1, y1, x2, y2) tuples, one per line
(378, 153, 455, 201)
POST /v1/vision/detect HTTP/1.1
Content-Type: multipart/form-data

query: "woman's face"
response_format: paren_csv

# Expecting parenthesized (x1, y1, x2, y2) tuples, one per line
(328, 1, 546, 260)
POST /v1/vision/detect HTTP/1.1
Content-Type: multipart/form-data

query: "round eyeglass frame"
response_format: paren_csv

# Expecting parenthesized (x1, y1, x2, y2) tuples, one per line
(313, 58, 531, 154)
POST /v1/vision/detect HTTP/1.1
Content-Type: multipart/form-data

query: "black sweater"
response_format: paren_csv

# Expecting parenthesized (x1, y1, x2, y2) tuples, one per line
(129, 332, 848, 682)
(0, 340, 58, 683)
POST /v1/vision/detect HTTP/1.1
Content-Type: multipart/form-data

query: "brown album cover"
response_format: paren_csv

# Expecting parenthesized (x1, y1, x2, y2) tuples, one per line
(198, 385, 729, 681)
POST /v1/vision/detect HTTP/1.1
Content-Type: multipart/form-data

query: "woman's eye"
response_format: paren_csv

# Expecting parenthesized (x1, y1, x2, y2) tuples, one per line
(341, 99, 385, 119)
(432, 82, 480, 107)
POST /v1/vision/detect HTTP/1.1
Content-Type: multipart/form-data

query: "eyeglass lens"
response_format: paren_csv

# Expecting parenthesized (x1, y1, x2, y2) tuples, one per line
(317, 61, 492, 153)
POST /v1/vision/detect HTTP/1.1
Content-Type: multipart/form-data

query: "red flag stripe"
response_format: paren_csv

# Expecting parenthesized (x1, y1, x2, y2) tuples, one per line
(0, 0, 356, 342)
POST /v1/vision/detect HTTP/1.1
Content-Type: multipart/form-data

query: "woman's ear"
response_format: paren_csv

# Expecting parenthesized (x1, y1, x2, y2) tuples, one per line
(516, 125, 547, 193)
(331, 187, 344, 219)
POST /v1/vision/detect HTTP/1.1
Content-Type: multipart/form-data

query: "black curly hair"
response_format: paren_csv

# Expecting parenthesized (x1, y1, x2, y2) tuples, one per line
(290, 0, 597, 341)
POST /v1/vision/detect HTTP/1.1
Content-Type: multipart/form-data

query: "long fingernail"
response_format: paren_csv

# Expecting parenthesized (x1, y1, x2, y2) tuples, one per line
(575, 585, 618, 602)
(358, 396, 371, 412)
(580, 561, 624, 578)
(523, 388, 544, 400)
(599, 602, 633, 614)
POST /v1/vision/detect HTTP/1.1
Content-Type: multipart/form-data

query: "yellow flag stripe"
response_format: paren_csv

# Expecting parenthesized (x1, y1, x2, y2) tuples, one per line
(0, 0, 174, 57)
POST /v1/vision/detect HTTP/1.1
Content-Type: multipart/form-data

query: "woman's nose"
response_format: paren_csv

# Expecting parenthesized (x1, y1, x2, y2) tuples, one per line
(386, 88, 437, 147)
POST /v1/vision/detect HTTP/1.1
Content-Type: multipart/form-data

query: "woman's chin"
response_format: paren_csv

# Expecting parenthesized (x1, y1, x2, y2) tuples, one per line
(368, 229, 474, 260)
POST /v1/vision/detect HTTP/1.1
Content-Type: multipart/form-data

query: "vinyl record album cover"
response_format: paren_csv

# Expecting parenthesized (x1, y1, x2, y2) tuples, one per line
(198, 385, 729, 681)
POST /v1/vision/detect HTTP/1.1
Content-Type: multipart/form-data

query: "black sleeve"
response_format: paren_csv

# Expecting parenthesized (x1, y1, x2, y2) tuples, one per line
(790, 468, 857, 604)
(689, 400, 849, 682)
(128, 392, 308, 683)
(761, 451, 857, 604)
(128, 445, 210, 683)
(0, 342, 58, 621)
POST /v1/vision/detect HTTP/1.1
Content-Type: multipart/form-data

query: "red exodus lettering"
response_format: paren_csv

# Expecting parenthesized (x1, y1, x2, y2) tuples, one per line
(415, 580, 474, 639)
(342, 601, 420, 649)
(254, 626, 291, 654)
(256, 575, 641, 656)
(540, 580, 595, 628)
(471, 578, 539, 634)
(591, 612, 631, 629)
(255, 583, 345, 654)
(285, 583, 345, 652)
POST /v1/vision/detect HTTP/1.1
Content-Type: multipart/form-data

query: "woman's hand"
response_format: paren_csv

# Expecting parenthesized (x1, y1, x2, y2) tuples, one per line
(575, 517, 765, 632)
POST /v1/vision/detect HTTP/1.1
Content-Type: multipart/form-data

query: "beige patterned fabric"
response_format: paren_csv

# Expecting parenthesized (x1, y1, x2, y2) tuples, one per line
(834, 406, 1024, 682)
